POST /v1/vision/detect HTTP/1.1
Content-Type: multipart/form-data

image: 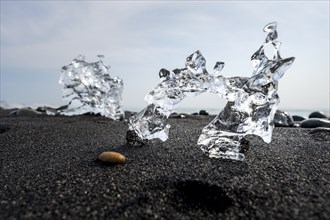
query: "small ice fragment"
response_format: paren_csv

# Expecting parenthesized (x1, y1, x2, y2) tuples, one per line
(263, 22, 278, 43)
(97, 55, 105, 60)
(159, 68, 171, 81)
(126, 22, 294, 161)
(56, 55, 124, 120)
(214, 61, 225, 75)
(263, 22, 277, 33)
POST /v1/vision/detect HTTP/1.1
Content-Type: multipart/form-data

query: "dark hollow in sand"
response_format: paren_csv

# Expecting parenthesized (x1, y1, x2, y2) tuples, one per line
(0, 110, 329, 219)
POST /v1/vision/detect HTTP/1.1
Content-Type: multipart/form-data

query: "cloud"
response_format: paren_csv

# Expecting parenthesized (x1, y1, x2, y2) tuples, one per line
(0, 1, 329, 111)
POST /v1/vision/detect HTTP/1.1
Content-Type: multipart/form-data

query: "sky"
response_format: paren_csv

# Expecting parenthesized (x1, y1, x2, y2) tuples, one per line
(1, 1, 329, 114)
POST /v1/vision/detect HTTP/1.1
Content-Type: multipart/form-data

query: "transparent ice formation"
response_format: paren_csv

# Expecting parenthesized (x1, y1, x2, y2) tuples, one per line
(127, 22, 294, 160)
(57, 55, 124, 120)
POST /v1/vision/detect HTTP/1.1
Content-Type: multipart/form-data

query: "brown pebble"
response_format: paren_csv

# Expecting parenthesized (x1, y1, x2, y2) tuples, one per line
(98, 151, 126, 164)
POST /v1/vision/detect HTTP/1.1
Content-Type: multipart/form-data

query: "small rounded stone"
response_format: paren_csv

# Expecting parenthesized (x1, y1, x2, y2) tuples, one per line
(98, 151, 126, 164)
(310, 127, 330, 134)
(199, 110, 209, 115)
(309, 111, 328, 119)
(274, 110, 294, 127)
(300, 118, 330, 128)
(292, 115, 306, 122)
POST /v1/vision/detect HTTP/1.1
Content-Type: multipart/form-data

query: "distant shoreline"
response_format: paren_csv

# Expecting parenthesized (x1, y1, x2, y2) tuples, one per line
(1, 103, 329, 119)
(126, 106, 329, 118)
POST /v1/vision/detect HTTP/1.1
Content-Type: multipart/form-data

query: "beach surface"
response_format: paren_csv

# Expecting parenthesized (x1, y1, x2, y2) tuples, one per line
(0, 109, 329, 219)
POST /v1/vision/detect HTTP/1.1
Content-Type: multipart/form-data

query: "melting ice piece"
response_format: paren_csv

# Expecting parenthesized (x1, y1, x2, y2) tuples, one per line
(57, 55, 124, 120)
(127, 50, 212, 146)
(127, 22, 295, 161)
(198, 22, 295, 160)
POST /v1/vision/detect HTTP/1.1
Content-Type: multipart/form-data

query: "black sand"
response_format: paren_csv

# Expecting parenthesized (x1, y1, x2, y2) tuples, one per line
(0, 110, 329, 219)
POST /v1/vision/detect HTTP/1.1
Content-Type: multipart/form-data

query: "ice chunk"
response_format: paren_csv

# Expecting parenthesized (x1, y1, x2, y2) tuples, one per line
(127, 22, 294, 161)
(57, 55, 124, 120)
(198, 22, 294, 160)
(127, 50, 214, 144)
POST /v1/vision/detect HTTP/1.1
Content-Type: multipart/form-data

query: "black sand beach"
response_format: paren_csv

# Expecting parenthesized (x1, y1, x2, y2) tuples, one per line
(0, 109, 329, 219)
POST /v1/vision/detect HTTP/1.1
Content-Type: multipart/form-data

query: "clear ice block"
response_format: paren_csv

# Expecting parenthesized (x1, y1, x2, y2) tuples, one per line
(127, 50, 213, 146)
(198, 22, 295, 160)
(57, 55, 124, 120)
(127, 22, 295, 161)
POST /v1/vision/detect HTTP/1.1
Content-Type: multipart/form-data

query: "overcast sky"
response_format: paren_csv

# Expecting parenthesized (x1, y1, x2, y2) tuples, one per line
(1, 1, 329, 113)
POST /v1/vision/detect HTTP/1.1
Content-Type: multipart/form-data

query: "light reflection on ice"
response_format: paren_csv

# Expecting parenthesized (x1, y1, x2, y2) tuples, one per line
(127, 22, 295, 160)
(56, 55, 124, 120)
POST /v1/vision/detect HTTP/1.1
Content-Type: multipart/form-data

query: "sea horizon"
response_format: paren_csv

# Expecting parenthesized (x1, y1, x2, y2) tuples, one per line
(1, 100, 328, 119)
